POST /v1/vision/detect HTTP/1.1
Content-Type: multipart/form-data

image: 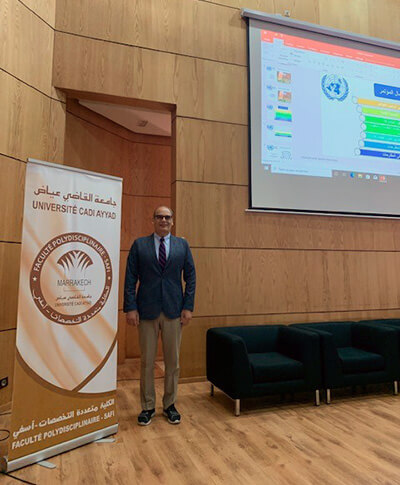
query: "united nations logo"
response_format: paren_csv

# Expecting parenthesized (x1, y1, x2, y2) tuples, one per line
(30, 232, 112, 325)
(321, 74, 349, 101)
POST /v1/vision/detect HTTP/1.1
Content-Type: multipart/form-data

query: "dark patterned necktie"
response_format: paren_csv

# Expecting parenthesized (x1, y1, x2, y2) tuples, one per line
(159, 237, 166, 270)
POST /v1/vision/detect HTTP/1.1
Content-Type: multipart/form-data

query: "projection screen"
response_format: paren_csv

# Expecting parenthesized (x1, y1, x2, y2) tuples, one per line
(243, 10, 400, 217)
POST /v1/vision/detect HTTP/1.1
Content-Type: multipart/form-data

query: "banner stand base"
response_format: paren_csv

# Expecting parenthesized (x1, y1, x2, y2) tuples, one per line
(37, 460, 57, 469)
(2, 424, 118, 473)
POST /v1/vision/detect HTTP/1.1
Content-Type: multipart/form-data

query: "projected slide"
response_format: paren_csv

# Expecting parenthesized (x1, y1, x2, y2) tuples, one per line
(247, 13, 400, 216)
(260, 30, 400, 182)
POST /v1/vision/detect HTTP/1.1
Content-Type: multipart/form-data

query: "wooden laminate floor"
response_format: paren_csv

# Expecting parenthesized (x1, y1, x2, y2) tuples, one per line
(1, 374, 400, 484)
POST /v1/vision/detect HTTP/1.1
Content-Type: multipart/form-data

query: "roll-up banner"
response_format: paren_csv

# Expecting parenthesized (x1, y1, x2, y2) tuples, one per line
(1, 159, 122, 472)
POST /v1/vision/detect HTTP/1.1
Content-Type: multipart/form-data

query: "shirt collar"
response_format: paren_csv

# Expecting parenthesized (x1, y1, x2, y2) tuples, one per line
(154, 232, 171, 242)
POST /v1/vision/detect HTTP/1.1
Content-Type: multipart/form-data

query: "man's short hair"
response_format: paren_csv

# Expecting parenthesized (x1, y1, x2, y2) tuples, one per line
(153, 206, 174, 218)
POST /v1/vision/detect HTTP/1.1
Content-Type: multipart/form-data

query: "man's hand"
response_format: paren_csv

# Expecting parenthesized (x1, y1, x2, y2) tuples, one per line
(180, 309, 192, 326)
(126, 310, 140, 326)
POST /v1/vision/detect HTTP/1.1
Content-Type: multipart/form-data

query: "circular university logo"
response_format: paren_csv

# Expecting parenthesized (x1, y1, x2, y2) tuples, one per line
(321, 74, 349, 102)
(30, 232, 112, 325)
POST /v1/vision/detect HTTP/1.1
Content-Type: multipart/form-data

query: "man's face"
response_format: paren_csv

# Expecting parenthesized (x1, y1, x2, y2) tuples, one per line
(153, 207, 173, 237)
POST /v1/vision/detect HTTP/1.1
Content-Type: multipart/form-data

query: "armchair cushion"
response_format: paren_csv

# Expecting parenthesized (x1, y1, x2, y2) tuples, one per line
(338, 347, 384, 374)
(248, 352, 304, 384)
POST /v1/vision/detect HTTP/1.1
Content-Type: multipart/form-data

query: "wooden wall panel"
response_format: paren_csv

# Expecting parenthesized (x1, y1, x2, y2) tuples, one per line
(273, 0, 319, 21)
(53, 34, 176, 106)
(0, 243, 21, 331)
(122, 144, 171, 197)
(175, 182, 400, 251)
(0, 156, 25, 242)
(181, 308, 400, 377)
(53, 33, 248, 124)
(65, 114, 129, 174)
(171, 119, 177, 186)
(22, 0, 56, 26)
(202, 0, 319, 23)
(175, 181, 400, 331)
(0, 71, 50, 162)
(0, 0, 54, 96)
(121, 195, 171, 251)
(192, 248, 400, 317)
(47, 99, 66, 163)
(207, 0, 273, 9)
(56, 0, 246, 65)
(176, 117, 248, 185)
(367, 0, 400, 43)
(66, 99, 170, 146)
(318, 0, 369, 34)
(200, 0, 396, 43)
(65, 109, 171, 197)
(0, 330, 16, 406)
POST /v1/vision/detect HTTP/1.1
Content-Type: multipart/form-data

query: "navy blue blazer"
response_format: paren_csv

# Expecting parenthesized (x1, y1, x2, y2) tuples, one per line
(123, 234, 196, 320)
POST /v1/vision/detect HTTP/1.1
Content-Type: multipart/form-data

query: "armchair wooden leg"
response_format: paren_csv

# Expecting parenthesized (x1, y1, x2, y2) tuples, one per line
(234, 399, 240, 416)
(210, 384, 214, 397)
(315, 390, 320, 406)
(394, 381, 398, 396)
(326, 388, 331, 404)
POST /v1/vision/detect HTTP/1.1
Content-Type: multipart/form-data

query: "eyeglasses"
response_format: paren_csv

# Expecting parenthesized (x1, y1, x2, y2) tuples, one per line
(154, 215, 172, 221)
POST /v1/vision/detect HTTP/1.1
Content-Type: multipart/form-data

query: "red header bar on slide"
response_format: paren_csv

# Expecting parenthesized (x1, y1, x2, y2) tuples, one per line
(261, 30, 400, 69)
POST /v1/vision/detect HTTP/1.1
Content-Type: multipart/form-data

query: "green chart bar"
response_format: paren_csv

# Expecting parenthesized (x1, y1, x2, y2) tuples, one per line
(364, 115, 400, 127)
(364, 123, 400, 136)
(362, 107, 400, 120)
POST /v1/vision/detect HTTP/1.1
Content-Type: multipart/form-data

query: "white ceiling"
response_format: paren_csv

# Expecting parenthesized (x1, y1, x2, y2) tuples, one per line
(79, 100, 172, 137)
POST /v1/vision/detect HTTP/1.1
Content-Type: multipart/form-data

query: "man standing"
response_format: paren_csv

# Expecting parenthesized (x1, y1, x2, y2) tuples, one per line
(124, 206, 196, 426)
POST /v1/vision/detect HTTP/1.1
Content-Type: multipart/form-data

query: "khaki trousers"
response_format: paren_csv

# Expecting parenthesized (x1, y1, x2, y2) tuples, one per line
(139, 312, 182, 410)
